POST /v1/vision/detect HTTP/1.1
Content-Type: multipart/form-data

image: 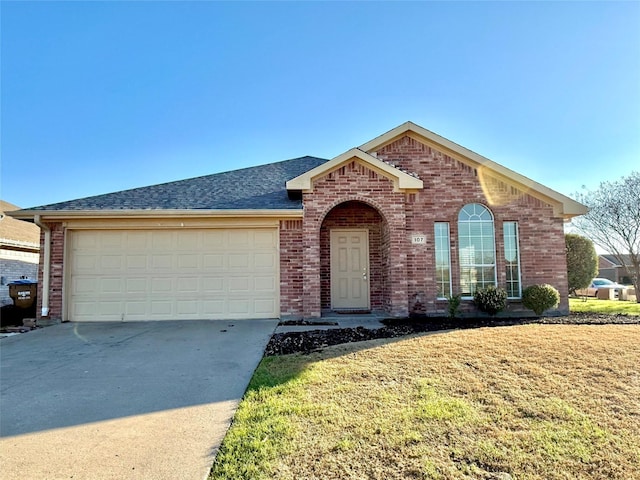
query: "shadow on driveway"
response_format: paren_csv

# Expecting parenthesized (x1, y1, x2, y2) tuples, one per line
(0, 319, 277, 479)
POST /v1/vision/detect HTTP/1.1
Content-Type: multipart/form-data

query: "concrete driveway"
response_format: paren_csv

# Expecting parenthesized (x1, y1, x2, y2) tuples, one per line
(0, 319, 278, 480)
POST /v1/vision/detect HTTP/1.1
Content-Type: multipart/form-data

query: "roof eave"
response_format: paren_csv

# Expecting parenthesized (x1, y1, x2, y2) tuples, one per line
(6, 209, 304, 222)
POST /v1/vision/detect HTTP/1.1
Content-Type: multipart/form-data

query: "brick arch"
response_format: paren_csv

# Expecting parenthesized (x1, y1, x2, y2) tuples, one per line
(317, 195, 395, 232)
(301, 193, 409, 318)
(319, 200, 388, 312)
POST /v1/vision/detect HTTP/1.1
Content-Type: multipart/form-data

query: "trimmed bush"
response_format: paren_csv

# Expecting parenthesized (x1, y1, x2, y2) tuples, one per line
(447, 294, 461, 319)
(522, 284, 560, 315)
(473, 286, 508, 316)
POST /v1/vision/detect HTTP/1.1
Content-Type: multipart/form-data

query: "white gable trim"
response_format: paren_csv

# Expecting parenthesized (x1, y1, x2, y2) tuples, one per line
(360, 121, 588, 219)
(285, 148, 423, 192)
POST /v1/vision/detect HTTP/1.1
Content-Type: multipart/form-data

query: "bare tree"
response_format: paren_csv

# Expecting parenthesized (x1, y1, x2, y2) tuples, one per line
(571, 171, 640, 302)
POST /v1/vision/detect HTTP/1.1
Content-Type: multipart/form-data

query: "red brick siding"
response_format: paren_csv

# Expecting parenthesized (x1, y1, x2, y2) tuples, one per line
(279, 219, 304, 318)
(36, 222, 64, 321)
(376, 135, 569, 315)
(320, 201, 384, 311)
(301, 161, 409, 318)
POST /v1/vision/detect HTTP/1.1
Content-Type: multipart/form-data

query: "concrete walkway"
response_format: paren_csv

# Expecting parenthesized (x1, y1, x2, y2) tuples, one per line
(0, 319, 278, 480)
(274, 313, 387, 333)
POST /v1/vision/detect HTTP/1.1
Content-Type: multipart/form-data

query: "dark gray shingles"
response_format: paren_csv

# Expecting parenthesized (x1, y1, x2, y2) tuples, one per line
(27, 156, 327, 211)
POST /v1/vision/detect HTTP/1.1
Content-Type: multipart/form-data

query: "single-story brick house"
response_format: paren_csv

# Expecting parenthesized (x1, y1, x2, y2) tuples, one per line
(598, 254, 634, 285)
(9, 122, 587, 322)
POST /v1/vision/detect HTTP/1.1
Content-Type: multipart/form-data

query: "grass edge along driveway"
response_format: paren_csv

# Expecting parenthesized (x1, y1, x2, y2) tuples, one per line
(210, 324, 640, 480)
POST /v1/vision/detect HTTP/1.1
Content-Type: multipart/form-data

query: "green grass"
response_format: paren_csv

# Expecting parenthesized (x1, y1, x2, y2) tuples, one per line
(210, 325, 640, 480)
(570, 297, 640, 315)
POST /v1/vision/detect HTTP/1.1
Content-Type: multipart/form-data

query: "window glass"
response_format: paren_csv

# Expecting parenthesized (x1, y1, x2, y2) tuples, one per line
(458, 204, 496, 296)
(434, 223, 452, 298)
(504, 221, 521, 298)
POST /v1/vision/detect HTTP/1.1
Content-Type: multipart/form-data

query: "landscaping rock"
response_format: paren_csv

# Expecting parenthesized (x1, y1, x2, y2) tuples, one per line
(265, 313, 639, 356)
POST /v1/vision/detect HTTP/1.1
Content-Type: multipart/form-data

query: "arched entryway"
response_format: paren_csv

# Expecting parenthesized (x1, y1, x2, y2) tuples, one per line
(320, 201, 390, 313)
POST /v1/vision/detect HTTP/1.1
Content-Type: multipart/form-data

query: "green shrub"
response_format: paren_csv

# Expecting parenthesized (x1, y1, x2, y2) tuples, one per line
(473, 286, 508, 316)
(447, 294, 461, 319)
(522, 284, 560, 315)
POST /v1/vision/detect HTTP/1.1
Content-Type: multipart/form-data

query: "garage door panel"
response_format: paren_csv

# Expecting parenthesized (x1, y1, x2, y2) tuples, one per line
(126, 255, 147, 269)
(255, 298, 277, 314)
(177, 300, 198, 315)
(125, 278, 147, 293)
(125, 302, 147, 316)
(99, 232, 124, 249)
(254, 230, 277, 246)
(74, 255, 98, 271)
(203, 300, 225, 316)
(99, 301, 125, 316)
(178, 231, 199, 249)
(202, 231, 224, 247)
(151, 278, 173, 293)
(100, 278, 123, 294)
(151, 255, 173, 270)
(69, 229, 278, 321)
(228, 299, 250, 314)
(202, 277, 225, 293)
(255, 253, 276, 269)
(151, 301, 173, 315)
(100, 256, 123, 271)
(228, 255, 250, 269)
(72, 277, 97, 294)
(178, 254, 199, 269)
(126, 231, 148, 249)
(203, 254, 224, 269)
(177, 277, 199, 293)
(255, 276, 276, 291)
(228, 277, 250, 293)
(228, 230, 250, 247)
(151, 232, 173, 249)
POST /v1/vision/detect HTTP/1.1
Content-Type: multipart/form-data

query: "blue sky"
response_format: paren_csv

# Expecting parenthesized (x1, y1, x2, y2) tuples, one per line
(2, 1, 639, 209)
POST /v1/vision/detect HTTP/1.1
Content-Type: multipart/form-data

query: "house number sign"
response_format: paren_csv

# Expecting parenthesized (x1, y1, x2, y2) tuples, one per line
(411, 234, 426, 245)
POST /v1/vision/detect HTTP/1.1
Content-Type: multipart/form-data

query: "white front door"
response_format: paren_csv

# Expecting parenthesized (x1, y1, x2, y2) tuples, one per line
(330, 229, 370, 310)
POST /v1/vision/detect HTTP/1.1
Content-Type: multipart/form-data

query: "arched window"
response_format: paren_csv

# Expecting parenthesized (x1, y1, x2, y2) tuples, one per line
(458, 203, 496, 296)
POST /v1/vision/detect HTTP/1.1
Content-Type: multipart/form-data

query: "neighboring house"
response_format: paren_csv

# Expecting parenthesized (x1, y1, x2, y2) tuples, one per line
(0, 201, 40, 306)
(598, 254, 634, 285)
(8, 122, 587, 322)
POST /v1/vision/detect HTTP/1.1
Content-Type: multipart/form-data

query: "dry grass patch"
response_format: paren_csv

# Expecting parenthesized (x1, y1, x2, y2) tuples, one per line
(210, 325, 640, 480)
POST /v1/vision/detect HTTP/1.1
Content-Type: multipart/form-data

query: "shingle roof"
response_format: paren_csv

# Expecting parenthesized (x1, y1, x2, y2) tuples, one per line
(0, 201, 40, 247)
(25, 156, 328, 211)
(600, 254, 634, 267)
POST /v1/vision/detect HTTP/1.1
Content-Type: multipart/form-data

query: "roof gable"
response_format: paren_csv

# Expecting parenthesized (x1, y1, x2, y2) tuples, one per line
(286, 148, 423, 192)
(360, 122, 587, 219)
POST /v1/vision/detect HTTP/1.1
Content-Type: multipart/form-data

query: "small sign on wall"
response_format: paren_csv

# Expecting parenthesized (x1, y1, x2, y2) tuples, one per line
(411, 234, 426, 245)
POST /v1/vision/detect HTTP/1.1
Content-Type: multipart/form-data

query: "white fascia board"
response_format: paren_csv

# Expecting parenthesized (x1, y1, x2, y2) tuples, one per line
(6, 209, 303, 222)
(286, 147, 423, 192)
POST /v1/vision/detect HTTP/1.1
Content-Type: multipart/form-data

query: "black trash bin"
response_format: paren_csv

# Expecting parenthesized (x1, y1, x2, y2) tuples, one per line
(2, 280, 37, 327)
(8, 280, 38, 310)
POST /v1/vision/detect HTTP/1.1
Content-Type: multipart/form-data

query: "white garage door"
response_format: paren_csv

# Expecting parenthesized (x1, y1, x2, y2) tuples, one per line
(68, 228, 279, 321)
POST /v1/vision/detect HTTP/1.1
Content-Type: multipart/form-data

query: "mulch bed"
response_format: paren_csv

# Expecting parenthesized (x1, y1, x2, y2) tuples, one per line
(265, 312, 639, 356)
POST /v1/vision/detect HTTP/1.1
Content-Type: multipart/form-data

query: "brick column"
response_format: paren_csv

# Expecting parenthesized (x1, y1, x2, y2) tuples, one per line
(302, 214, 322, 318)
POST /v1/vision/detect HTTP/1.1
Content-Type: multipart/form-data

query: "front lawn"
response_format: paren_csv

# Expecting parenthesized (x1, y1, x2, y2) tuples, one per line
(210, 325, 640, 480)
(570, 297, 640, 315)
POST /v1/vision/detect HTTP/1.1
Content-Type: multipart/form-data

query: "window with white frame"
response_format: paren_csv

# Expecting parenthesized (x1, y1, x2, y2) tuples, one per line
(458, 203, 496, 297)
(503, 221, 521, 298)
(434, 222, 452, 298)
